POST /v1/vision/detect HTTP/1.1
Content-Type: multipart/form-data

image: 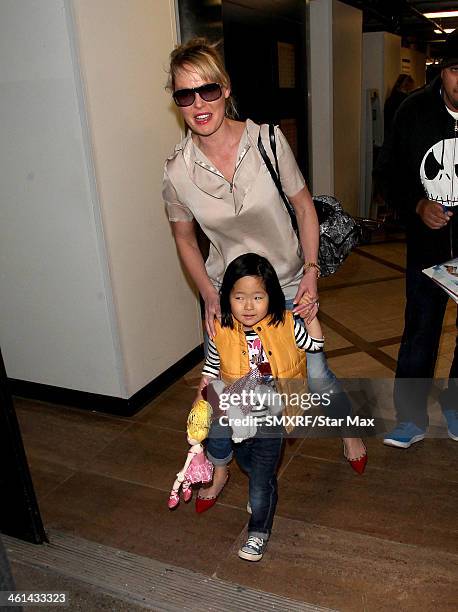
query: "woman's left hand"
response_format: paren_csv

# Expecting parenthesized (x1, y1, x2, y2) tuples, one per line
(292, 271, 319, 324)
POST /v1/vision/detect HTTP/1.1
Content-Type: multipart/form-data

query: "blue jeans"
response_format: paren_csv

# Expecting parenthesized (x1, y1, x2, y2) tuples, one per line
(206, 417, 234, 465)
(394, 266, 458, 429)
(234, 432, 283, 539)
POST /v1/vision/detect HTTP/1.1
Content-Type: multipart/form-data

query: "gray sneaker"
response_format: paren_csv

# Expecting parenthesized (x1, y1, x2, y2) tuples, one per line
(238, 536, 267, 562)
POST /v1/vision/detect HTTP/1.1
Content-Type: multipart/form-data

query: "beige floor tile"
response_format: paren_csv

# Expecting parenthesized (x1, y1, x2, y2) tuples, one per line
(439, 330, 458, 355)
(183, 360, 205, 386)
(295, 437, 458, 483)
(320, 278, 406, 344)
(87, 423, 189, 490)
(380, 344, 399, 359)
(40, 471, 247, 576)
(444, 300, 457, 326)
(15, 398, 131, 470)
(28, 457, 75, 502)
(276, 455, 458, 554)
(215, 517, 458, 612)
(320, 251, 403, 290)
(320, 322, 353, 351)
(135, 384, 195, 429)
(327, 351, 394, 378)
(84, 419, 306, 513)
(358, 241, 406, 267)
(436, 356, 453, 377)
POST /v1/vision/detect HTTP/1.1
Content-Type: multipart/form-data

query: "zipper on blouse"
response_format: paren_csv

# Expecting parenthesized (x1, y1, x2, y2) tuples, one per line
(194, 144, 250, 195)
(195, 161, 228, 181)
(228, 146, 250, 195)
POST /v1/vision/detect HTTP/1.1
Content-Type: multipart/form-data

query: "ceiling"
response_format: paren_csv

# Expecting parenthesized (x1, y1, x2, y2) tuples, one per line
(341, 0, 458, 58)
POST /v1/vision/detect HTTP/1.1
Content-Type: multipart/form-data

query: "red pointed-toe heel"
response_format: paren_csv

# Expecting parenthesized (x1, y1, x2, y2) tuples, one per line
(348, 452, 368, 475)
(343, 441, 367, 475)
(195, 472, 230, 514)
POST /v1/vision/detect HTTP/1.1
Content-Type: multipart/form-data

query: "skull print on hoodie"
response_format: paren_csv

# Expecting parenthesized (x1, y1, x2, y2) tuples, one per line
(374, 75, 458, 268)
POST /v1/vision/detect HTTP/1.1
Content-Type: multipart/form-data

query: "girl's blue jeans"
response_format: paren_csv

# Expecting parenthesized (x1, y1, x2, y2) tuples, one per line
(234, 431, 283, 540)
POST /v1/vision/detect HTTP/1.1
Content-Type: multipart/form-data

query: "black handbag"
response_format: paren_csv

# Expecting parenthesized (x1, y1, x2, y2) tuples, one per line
(257, 124, 361, 277)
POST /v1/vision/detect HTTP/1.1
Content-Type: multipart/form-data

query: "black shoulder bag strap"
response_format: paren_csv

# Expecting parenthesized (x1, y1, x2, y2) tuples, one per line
(257, 124, 298, 232)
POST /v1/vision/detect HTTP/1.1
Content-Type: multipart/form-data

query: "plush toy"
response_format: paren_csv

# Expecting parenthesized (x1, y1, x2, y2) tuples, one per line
(167, 400, 214, 509)
(209, 366, 283, 443)
(207, 378, 257, 443)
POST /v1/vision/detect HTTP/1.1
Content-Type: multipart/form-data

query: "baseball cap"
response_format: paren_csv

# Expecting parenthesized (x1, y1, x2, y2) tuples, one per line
(440, 29, 458, 68)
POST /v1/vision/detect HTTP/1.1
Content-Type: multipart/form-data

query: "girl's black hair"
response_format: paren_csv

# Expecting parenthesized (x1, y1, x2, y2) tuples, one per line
(220, 253, 285, 328)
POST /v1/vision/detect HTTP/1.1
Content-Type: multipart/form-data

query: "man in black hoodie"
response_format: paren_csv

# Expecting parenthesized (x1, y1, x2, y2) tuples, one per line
(375, 31, 458, 448)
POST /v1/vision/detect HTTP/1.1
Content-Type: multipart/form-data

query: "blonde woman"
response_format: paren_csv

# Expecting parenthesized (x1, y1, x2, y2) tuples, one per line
(162, 39, 367, 507)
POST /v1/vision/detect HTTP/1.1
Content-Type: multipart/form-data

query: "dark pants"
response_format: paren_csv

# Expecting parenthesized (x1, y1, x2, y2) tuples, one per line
(234, 433, 283, 540)
(394, 266, 458, 429)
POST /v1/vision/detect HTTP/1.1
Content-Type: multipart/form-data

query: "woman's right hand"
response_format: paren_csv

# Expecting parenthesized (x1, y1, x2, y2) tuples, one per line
(203, 289, 221, 339)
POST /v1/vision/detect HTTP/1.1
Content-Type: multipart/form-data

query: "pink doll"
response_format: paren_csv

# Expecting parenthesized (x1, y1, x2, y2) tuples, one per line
(168, 400, 214, 509)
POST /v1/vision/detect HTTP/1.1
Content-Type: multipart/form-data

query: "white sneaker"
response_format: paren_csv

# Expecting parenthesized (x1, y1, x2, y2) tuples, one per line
(238, 536, 267, 562)
(246, 501, 252, 514)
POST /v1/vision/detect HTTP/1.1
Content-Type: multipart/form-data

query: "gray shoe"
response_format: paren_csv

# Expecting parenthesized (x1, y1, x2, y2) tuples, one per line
(238, 536, 267, 562)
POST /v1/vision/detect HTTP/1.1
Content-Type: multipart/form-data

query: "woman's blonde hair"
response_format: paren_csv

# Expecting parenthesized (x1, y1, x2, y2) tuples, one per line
(166, 38, 237, 118)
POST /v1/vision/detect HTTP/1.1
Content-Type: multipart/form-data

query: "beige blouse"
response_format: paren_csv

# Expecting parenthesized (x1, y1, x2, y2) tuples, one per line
(162, 119, 306, 300)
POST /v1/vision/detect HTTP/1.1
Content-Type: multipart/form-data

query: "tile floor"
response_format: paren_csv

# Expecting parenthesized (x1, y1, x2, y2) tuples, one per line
(15, 242, 458, 611)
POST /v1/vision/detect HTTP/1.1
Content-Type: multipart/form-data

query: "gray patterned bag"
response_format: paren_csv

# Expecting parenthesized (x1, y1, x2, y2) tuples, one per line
(258, 124, 361, 277)
(313, 194, 361, 277)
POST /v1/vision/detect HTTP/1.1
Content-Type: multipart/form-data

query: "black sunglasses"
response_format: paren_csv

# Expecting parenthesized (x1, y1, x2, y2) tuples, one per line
(173, 82, 223, 107)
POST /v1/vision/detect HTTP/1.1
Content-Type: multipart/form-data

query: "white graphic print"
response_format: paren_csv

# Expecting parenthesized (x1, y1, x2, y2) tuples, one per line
(420, 138, 458, 206)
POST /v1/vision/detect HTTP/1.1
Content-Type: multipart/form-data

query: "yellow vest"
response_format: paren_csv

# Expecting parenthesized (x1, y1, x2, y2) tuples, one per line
(213, 311, 306, 384)
(213, 312, 307, 432)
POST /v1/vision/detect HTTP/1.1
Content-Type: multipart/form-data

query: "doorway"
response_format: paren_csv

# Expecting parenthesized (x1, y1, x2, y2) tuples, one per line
(176, 0, 309, 178)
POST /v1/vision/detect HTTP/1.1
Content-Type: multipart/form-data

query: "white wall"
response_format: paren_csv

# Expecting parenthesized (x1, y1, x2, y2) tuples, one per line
(360, 31, 400, 109)
(308, 0, 362, 215)
(308, 0, 334, 195)
(332, 0, 362, 217)
(0, 0, 123, 395)
(71, 0, 202, 397)
(362, 32, 386, 100)
(360, 31, 400, 216)
(0, 0, 202, 399)
(384, 33, 402, 101)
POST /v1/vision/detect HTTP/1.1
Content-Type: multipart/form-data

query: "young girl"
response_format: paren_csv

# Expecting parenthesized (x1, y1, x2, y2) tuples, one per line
(196, 253, 324, 562)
